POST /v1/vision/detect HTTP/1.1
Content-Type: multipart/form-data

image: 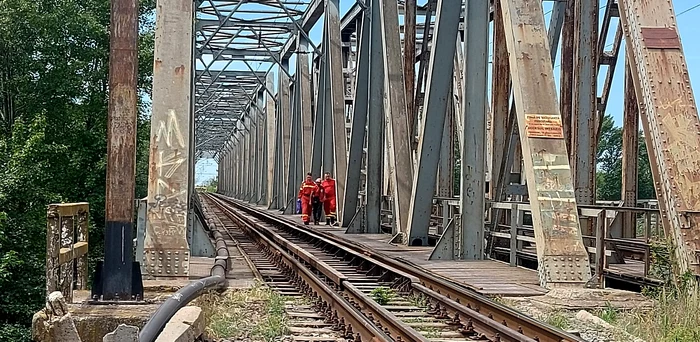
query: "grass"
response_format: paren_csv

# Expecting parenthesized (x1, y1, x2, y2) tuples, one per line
(597, 301, 618, 324)
(196, 283, 291, 341)
(407, 293, 428, 308)
(614, 287, 700, 342)
(545, 311, 570, 330)
(370, 286, 395, 305)
(420, 326, 441, 338)
(608, 239, 700, 342)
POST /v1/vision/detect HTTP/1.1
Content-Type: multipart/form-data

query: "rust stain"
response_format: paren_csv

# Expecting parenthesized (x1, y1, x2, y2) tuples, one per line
(174, 65, 186, 76)
(641, 27, 681, 49)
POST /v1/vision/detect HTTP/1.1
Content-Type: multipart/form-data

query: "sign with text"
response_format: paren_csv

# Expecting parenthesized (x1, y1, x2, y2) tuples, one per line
(525, 114, 564, 139)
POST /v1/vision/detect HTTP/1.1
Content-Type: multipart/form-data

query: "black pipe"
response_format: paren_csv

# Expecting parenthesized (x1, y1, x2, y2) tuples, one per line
(139, 196, 229, 342)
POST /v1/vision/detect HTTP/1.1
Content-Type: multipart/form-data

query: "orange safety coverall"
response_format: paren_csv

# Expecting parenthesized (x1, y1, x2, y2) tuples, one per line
(298, 180, 316, 223)
(321, 178, 337, 221)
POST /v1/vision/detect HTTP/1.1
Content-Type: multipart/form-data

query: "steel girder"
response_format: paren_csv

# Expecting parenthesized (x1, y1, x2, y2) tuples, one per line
(194, 0, 313, 160)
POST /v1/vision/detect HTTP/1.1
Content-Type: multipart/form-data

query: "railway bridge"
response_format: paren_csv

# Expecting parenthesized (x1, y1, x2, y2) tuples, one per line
(37, 0, 700, 341)
(136, 0, 700, 290)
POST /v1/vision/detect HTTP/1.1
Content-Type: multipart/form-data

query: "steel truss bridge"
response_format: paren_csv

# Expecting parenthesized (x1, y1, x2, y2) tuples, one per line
(131, 0, 700, 291)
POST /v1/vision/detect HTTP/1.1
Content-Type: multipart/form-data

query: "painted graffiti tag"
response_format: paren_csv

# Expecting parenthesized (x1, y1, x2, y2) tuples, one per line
(156, 109, 186, 149)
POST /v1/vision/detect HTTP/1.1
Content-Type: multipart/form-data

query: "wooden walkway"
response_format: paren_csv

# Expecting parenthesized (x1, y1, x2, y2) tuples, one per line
(264, 208, 547, 297)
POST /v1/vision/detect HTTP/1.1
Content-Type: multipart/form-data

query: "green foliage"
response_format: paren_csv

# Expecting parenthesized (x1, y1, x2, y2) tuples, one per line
(642, 239, 695, 299)
(204, 177, 218, 193)
(407, 293, 428, 308)
(0, 0, 155, 338)
(596, 114, 656, 201)
(621, 286, 700, 342)
(370, 286, 395, 305)
(545, 311, 570, 331)
(597, 301, 618, 324)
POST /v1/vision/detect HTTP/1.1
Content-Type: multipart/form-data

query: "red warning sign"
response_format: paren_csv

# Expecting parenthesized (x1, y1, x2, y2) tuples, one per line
(525, 114, 564, 139)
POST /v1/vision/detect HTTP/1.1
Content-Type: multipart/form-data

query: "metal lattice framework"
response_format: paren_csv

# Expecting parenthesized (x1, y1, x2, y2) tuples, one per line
(142, 0, 700, 290)
(194, 0, 315, 160)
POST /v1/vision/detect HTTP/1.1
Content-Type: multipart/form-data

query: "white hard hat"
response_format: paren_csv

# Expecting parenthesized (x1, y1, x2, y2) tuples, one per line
(315, 178, 322, 183)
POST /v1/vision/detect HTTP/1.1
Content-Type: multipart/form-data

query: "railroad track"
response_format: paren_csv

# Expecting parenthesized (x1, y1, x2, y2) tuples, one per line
(202, 193, 584, 342)
(200, 197, 379, 342)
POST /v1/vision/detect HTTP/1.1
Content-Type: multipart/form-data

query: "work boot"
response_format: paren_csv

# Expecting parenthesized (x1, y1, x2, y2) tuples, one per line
(304, 221, 309, 225)
(326, 218, 331, 225)
(314, 220, 319, 225)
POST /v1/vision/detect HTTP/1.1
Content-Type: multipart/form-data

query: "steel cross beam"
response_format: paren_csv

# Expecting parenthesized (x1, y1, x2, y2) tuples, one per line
(195, 0, 313, 159)
(341, 11, 371, 230)
(500, 0, 592, 287)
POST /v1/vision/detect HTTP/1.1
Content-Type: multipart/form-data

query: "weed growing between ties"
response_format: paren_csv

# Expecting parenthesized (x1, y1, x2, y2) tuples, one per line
(370, 286, 395, 305)
(611, 240, 700, 342)
(196, 283, 291, 341)
(406, 293, 429, 308)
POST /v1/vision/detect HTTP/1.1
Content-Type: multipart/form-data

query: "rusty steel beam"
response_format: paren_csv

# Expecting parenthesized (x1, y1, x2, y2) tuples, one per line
(621, 62, 639, 239)
(413, 0, 435, 123)
(500, 0, 592, 287)
(618, 0, 700, 276)
(103, 0, 139, 298)
(490, 0, 510, 199)
(266, 73, 276, 205)
(596, 0, 623, 120)
(278, 59, 291, 209)
(144, 0, 194, 279)
(298, 37, 313, 173)
(571, 0, 598, 215)
(559, 0, 575, 157)
(404, 0, 416, 150)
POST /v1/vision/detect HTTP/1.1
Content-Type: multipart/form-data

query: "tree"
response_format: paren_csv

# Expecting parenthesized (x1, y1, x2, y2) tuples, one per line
(596, 113, 656, 201)
(0, 0, 155, 339)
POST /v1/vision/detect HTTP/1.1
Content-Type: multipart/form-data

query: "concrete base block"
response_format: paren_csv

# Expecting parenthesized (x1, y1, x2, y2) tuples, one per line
(103, 324, 139, 342)
(155, 306, 204, 342)
(70, 304, 159, 342)
(31, 291, 83, 342)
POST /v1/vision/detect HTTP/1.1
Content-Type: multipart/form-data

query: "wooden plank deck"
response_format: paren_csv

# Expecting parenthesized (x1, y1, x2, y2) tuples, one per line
(263, 208, 547, 297)
(323, 229, 546, 297)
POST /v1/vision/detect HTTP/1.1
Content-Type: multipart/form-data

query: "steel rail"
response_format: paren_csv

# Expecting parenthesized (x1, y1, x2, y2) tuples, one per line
(206, 193, 429, 342)
(213, 194, 584, 342)
(204, 193, 391, 342)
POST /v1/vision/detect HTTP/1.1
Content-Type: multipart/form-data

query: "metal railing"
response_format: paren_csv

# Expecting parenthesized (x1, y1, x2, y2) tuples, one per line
(487, 201, 663, 287)
(46, 202, 89, 303)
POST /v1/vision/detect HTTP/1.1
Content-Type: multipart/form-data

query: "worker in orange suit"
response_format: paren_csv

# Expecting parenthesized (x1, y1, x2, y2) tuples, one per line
(321, 171, 337, 226)
(298, 173, 316, 225)
(311, 178, 325, 225)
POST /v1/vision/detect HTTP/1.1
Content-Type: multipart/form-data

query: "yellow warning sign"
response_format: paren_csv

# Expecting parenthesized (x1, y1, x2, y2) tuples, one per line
(525, 114, 564, 139)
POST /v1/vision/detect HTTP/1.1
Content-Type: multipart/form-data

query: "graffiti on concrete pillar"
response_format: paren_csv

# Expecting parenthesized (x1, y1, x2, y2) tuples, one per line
(147, 109, 189, 242)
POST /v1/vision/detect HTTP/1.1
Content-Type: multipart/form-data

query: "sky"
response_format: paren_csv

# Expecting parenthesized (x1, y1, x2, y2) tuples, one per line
(194, 0, 700, 185)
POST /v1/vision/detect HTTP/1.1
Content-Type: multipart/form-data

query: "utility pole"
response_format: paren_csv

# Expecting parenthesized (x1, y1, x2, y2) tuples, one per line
(99, 0, 141, 300)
